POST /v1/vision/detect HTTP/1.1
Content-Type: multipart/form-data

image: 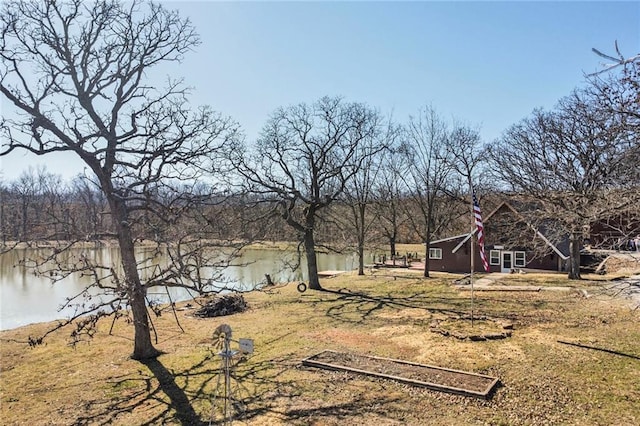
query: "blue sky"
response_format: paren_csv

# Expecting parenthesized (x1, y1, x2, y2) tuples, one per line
(1, 0, 639, 181)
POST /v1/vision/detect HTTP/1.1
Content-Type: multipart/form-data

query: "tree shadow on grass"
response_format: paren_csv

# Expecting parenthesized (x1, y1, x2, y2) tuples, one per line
(71, 352, 302, 425)
(140, 358, 205, 425)
(314, 287, 471, 324)
(284, 395, 404, 424)
(311, 286, 573, 327)
(72, 355, 210, 426)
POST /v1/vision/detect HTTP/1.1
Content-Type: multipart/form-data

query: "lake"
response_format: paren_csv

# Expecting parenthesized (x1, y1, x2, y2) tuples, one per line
(0, 246, 358, 330)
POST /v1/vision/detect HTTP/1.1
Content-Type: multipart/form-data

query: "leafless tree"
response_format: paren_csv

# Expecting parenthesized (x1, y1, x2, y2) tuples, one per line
(586, 44, 640, 250)
(340, 117, 394, 275)
(69, 176, 110, 241)
(371, 139, 412, 260)
(11, 168, 39, 241)
(590, 42, 639, 121)
(231, 97, 380, 290)
(487, 88, 639, 279)
(442, 124, 494, 265)
(0, 178, 7, 244)
(400, 106, 457, 277)
(589, 46, 640, 182)
(0, 0, 239, 359)
(445, 124, 489, 198)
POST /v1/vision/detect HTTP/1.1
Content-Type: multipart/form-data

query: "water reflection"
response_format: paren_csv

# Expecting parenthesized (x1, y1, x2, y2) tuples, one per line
(0, 246, 356, 330)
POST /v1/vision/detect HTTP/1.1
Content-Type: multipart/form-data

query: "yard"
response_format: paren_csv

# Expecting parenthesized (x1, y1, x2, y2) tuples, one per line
(1, 269, 639, 425)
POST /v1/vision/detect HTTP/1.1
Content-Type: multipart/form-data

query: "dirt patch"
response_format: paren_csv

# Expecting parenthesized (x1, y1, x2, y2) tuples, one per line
(302, 350, 499, 398)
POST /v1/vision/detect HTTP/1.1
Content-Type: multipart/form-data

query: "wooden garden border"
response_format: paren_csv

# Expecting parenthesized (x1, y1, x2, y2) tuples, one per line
(302, 350, 500, 399)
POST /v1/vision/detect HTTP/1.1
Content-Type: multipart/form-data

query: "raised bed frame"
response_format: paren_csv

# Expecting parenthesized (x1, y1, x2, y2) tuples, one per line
(302, 350, 500, 399)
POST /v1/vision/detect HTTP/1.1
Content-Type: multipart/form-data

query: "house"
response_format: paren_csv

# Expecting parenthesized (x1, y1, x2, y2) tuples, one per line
(427, 202, 570, 273)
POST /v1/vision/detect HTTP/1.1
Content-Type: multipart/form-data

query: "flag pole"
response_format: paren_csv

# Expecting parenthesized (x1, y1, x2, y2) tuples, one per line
(469, 183, 475, 328)
(470, 186, 490, 329)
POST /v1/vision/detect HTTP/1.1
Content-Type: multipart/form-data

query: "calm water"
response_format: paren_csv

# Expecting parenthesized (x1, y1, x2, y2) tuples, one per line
(0, 246, 357, 330)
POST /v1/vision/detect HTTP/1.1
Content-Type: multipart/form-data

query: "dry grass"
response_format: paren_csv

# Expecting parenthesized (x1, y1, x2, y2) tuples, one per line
(1, 272, 639, 425)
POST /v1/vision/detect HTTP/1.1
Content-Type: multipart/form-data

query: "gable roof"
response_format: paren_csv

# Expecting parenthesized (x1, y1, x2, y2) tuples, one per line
(447, 201, 570, 260)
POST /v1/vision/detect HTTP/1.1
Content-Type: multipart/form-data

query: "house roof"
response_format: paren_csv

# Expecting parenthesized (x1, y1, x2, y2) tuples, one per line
(493, 201, 570, 259)
(452, 233, 473, 253)
(441, 201, 570, 260)
(430, 234, 470, 245)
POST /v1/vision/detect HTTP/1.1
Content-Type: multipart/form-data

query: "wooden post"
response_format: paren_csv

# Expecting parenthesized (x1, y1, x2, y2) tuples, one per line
(264, 274, 274, 286)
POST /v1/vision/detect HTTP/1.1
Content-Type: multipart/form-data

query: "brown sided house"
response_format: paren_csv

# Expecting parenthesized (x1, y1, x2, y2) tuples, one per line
(427, 202, 570, 273)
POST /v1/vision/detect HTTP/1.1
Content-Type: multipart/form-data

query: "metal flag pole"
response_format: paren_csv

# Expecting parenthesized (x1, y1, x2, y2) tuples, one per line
(469, 182, 475, 328)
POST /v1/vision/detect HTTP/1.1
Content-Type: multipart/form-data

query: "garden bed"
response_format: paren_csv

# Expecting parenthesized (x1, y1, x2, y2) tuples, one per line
(302, 350, 500, 398)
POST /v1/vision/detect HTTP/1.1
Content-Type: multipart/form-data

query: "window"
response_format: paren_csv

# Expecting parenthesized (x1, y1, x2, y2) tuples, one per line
(490, 250, 500, 265)
(429, 248, 442, 259)
(514, 251, 526, 267)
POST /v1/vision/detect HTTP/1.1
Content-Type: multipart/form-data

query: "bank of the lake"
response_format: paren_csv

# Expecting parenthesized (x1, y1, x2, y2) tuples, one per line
(1, 241, 397, 330)
(1, 270, 638, 425)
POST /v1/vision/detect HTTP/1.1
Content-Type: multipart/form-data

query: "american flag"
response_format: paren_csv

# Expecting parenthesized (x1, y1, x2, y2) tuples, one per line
(473, 191, 489, 272)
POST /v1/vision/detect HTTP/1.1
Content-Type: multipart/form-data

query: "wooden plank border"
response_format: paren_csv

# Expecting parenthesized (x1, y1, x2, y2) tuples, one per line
(302, 350, 500, 399)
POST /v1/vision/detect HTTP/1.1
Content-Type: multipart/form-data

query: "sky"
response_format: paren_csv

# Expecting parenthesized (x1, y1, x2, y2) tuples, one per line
(1, 0, 639, 182)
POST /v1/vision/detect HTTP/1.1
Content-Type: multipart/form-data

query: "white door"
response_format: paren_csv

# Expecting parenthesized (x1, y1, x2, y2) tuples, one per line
(501, 251, 513, 273)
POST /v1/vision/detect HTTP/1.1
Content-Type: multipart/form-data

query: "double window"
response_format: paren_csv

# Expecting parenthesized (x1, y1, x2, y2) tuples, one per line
(429, 248, 442, 259)
(489, 250, 526, 267)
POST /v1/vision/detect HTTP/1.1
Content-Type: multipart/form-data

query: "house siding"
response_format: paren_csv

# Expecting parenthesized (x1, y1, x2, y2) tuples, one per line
(429, 238, 499, 273)
(522, 253, 564, 271)
(430, 236, 563, 273)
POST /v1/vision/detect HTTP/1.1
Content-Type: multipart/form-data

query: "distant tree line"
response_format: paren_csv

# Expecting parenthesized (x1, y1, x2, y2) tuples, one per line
(0, 142, 474, 259)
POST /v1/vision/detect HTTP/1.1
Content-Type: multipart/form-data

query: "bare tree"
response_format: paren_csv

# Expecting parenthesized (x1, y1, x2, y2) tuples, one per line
(0, 0, 239, 359)
(588, 44, 640, 187)
(444, 124, 493, 264)
(232, 97, 380, 290)
(401, 106, 456, 277)
(0, 178, 7, 244)
(10, 168, 39, 241)
(488, 88, 639, 279)
(37, 167, 69, 240)
(69, 176, 110, 241)
(372, 141, 411, 260)
(340, 117, 393, 275)
(445, 124, 488, 198)
(590, 42, 639, 124)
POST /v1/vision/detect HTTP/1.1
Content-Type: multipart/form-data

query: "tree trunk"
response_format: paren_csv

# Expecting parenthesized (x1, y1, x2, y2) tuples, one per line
(357, 203, 366, 276)
(424, 219, 432, 278)
(21, 198, 28, 240)
(304, 230, 322, 290)
(111, 198, 159, 359)
(423, 241, 430, 278)
(389, 235, 396, 260)
(424, 218, 434, 278)
(121, 240, 160, 359)
(0, 200, 5, 243)
(567, 231, 582, 280)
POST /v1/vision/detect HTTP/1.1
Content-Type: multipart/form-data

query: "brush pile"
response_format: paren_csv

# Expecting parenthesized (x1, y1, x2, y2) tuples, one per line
(595, 253, 640, 274)
(194, 294, 248, 318)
